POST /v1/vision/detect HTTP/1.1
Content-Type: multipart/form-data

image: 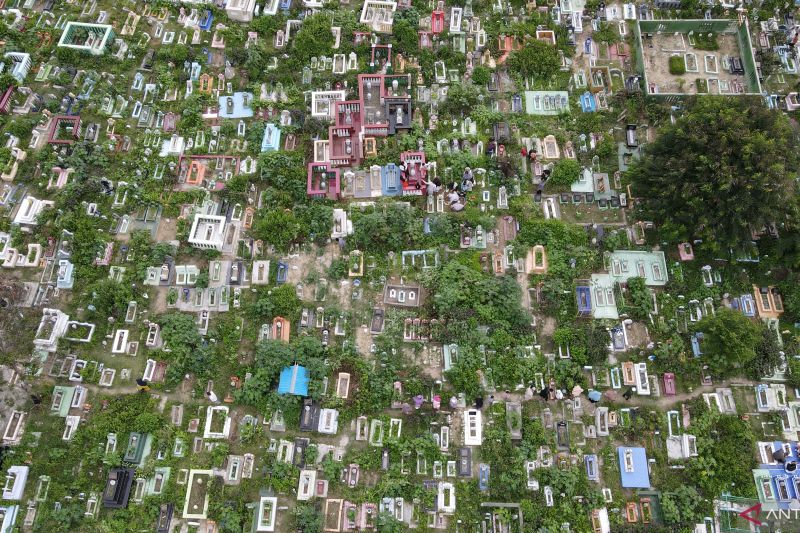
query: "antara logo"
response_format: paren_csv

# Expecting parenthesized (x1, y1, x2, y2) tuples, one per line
(739, 503, 763, 526)
(741, 504, 800, 524)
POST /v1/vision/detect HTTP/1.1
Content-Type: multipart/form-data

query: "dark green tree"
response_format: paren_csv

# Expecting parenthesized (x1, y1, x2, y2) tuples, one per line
(252, 209, 302, 252)
(629, 97, 799, 252)
(585, 323, 610, 365)
(293, 14, 335, 63)
(508, 40, 561, 81)
(695, 308, 761, 376)
(747, 327, 783, 379)
(392, 19, 419, 56)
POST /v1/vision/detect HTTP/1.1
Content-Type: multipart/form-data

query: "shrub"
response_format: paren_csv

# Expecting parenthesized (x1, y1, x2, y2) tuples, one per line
(326, 258, 348, 281)
(508, 40, 561, 81)
(547, 159, 581, 188)
(471, 66, 491, 86)
(669, 55, 686, 75)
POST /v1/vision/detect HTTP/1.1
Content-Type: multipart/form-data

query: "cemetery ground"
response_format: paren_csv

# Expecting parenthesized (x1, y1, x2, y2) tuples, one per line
(3, 0, 800, 530)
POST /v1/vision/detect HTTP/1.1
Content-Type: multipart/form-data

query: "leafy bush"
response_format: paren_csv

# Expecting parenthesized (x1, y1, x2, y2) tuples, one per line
(508, 40, 561, 81)
(439, 82, 482, 117)
(156, 312, 217, 384)
(351, 204, 421, 254)
(547, 159, 581, 188)
(292, 13, 335, 62)
(471, 66, 491, 86)
(516, 218, 588, 249)
(392, 19, 419, 56)
(249, 284, 302, 322)
(788, 357, 800, 390)
(326, 258, 349, 281)
(669, 55, 686, 75)
(430, 261, 532, 342)
(252, 209, 300, 252)
(194, 271, 209, 289)
(625, 276, 652, 320)
(694, 308, 761, 376)
(593, 22, 621, 44)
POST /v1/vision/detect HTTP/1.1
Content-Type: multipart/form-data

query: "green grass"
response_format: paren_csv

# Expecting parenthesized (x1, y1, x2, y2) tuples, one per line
(208, 409, 227, 434)
(692, 32, 719, 51)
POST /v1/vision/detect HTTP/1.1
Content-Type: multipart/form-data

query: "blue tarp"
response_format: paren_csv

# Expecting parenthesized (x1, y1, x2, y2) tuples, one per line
(278, 364, 309, 396)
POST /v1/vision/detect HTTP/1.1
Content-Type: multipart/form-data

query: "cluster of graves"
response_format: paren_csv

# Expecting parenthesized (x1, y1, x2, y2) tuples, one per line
(1, 0, 800, 530)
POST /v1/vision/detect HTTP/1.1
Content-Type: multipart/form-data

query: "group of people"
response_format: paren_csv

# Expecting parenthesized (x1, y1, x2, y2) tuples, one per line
(425, 166, 477, 212)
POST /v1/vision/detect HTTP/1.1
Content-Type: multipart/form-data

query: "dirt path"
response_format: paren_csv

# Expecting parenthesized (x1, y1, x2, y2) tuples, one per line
(481, 379, 759, 417)
(607, 379, 759, 410)
(80, 378, 198, 407)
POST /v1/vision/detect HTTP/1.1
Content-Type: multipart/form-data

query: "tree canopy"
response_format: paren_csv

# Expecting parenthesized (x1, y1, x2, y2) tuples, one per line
(156, 312, 216, 384)
(292, 13, 335, 62)
(507, 40, 561, 81)
(694, 308, 761, 376)
(629, 97, 799, 251)
(430, 261, 531, 333)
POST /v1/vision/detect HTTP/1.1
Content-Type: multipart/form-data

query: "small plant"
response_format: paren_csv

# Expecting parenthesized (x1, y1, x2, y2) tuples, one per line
(326, 258, 348, 281)
(669, 55, 686, 75)
(239, 422, 262, 444)
(194, 271, 209, 289)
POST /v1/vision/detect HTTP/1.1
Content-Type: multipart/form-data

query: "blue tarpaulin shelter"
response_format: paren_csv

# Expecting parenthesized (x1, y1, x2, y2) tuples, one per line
(278, 364, 309, 396)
